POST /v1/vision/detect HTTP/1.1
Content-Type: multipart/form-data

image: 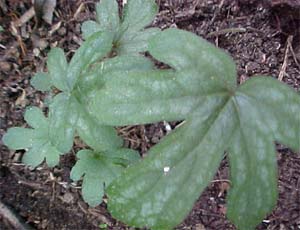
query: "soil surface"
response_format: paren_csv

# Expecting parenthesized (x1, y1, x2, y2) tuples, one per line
(1, 0, 300, 229)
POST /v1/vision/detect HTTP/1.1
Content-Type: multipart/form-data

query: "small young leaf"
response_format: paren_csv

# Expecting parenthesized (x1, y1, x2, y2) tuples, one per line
(71, 149, 140, 207)
(47, 47, 68, 91)
(81, 0, 159, 56)
(2, 107, 63, 167)
(31, 72, 52, 91)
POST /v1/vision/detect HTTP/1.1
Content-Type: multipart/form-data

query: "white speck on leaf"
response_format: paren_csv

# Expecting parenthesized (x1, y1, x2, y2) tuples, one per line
(163, 166, 170, 174)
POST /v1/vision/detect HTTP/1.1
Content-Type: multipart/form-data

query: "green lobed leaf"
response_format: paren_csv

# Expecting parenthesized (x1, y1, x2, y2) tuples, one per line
(238, 77, 300, 152)
(2, 107, 64, 167)
(48, 93, 78, 153)
(76, 106, 123, 152)
(121, 0, 157, 34)
(31, 72, 52, 91)
(227, 123, 277, 229)
(107, 97, 238, 228)
(117, 28, 160, 55)
(24, 106, 48, 130)
(22, 142, 61, 167)
(81, 21, 102, 40)
(88, 29, 237, 126)
(149, 28, 237, 89)
(2, 127, 36, 150)
(67, 31, 113, 90)
(96, 0, 119, 33)
(104, 29, 300, 229)
(47, 48, 68, 91)
(81, 0, 159, 56)
(71, 149, 140, 207)
(88, 70, 202, 125)
(107, 148, 140, 166)
(77, 55, 154, 95)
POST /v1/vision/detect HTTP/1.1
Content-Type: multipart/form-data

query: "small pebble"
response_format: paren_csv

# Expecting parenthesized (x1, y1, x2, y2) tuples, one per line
(0, 61, 11, 71)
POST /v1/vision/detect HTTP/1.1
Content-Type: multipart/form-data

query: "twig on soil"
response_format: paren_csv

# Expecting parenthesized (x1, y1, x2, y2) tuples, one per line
(12, 7, 35, 27)
(78, 201, 88, 214)
(207, 27, 247, 38)
(0, 201, 33, 230)
(73, 3, 85, 19)
(278, 35, 293, 81)
(210, 0, 225, 25)
(49, 21, 62, 36)
(18, 179, 45, 190)
(10, 23, 27, 56)
(211, 179, 231, 184)
(0, 43, 6, 49)
(198, 209, 225, 218)
(88, 208, 113, 226)
(288, 40, 300, 70)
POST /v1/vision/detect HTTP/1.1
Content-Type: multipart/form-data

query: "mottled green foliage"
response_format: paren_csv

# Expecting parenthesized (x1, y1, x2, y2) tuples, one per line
(3, 1, 300, 229)
(102, 29, 300, 229)
(31, 31, 113, 93)
(31, 72, 52, 91)
(29, 31, 115, 154)
(2, 18, 152, 207)
(82, 0, 159, 55)
(2, 107, 63, 167)
(87, 29, 237, 126)
(70, 148, 140, 207)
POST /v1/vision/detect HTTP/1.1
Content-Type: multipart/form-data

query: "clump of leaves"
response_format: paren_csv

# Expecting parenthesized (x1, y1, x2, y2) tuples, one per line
(2, 0, 158, 207)
(88, 29, 300, 229)
(82, 0, 159, 55)
(2, 0, 300, 229)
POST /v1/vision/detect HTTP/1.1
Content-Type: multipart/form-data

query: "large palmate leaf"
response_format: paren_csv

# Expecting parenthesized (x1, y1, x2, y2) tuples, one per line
(92, 29, 300, 229)
(81, 0, 159, 55)
(87, 28, 236, 126)
(2, 107, 63, 167)
(70, 148, 140, 207)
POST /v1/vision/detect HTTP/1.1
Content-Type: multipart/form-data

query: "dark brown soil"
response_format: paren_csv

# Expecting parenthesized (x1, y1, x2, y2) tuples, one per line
(1, 0, 300, 229)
